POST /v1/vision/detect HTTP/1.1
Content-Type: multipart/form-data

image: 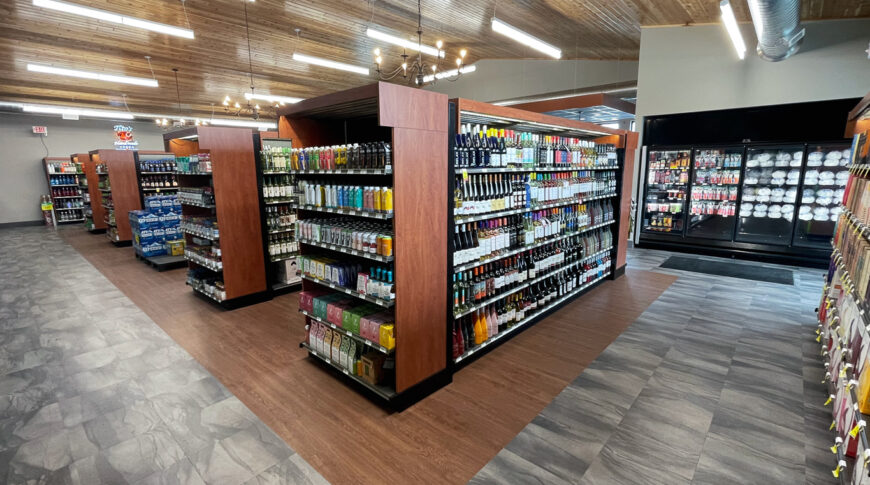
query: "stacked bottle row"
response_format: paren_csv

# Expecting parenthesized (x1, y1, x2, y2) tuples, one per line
(691, 202, 736, 216)
(694, 151, 742, 169)
(180, 217, 219, 239)
(296, 218, 393, 258)
(453, 125, 616, 169)
(454, 227, 612, 312)
(176, 153, 212, 174)
(139, 158, 177, 172)
(46, 161, 78, 174)
(453, 252, 612, 358)
(178, 187, 215, 207)
(648, 169, 689, 185)
(49, 174, 80, 186)
(266, 206, 296, 232)
(51, 187, 81, 197)
(454, 201, 614, 266)
(263, 174, 297, 200)
(261, 145, 293, 173)
(693, 169, 740, 185)
(649, 151, 691, 169)
(140, 174, 178, 189)
(187, 268, 225, 302)
(56, 210, 84, 222)
(297, 181, 394, 214)
(454, 172, 616, 216)
(298, 255, 395, 301)
(691, 185, 738, 201)
(286, 142, 392, 171)
(268, 233, 298, 261)
(55, 199, 84, 209)
(185, 243, 223, 271)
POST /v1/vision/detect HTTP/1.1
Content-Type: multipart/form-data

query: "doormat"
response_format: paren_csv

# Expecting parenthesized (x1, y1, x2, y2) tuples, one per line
(659, 256, 794, 285)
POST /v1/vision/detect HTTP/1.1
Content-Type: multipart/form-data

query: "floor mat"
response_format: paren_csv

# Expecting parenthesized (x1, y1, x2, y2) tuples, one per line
(659, 255, 794, 285)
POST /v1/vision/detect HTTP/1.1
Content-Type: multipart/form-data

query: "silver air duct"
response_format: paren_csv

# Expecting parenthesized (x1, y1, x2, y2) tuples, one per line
(747, 0, 806, 61)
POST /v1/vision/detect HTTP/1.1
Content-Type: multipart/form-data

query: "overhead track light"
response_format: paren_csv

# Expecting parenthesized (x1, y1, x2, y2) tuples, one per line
(244, 93, 303, 104)
(292, 53, 369, 75)
(32, 0, 195, 39)
(366, 28, 445, 58)
(491, 18, 561, 59)
(27, 63, 159, 87)
(22, 104, 134, 119)
(719, 0, 747, 60)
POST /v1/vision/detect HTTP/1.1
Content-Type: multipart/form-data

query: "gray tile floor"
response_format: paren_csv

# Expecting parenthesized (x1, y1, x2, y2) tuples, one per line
(0, 227, 328, 485)
(471, 247, 834, 485)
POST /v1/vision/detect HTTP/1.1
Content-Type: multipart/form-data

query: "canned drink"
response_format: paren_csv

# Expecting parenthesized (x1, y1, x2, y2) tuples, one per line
(382, 236, 392, 257)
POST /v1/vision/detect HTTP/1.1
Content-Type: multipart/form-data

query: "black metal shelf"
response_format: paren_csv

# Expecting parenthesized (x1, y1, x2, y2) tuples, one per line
(297, 238, 393, 263)
(300, 309, 393, 355)
(454, 192, 617, 224)
(299, 274, 394, 308)
(300, 342, 396, 400)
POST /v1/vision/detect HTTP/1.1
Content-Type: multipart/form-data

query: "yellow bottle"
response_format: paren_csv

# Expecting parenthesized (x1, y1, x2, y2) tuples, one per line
(383, 188, 393, 213)
(373, 187, 382, 212)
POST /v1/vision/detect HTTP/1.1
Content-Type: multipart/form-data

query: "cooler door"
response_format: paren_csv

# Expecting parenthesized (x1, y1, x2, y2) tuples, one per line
(686, 148, 743, 240)
(642, 149, 691, 235)
(792, 144, 851, 248)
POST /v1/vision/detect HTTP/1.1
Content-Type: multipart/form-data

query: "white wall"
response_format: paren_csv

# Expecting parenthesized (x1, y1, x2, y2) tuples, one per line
(425, 58, 638, 102)
(0, 113, 167, 224)
(636, 19, 870, 118)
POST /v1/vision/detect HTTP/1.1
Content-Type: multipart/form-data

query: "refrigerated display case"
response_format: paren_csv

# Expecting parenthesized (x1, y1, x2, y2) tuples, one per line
(638, 141, 851, 266)
(642, 149, 690, 234)
(792, 143, 851, 248)
(735, 144, 805, 246)
(687, 148, 743, 240)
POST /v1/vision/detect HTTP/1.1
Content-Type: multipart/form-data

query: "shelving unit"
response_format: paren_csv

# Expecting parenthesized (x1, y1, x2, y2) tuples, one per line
(256, 137, 301, 296)
(72, 152, 106, 233)
(277, 82, 448, 407)
(90, 150, 141, 245)
(165, 126, 270, 309)
(134, 151, 179, 203)
(42, 157, 84, 225)
(817, 94, 870, 485)
(446, 98, 628, 368)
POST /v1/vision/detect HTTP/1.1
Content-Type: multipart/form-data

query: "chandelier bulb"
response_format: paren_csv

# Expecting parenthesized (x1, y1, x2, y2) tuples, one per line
(401, 62, 407, 70)
(374, 48, 381, 56)
(376, 56, 383, 64)
(234, 102, 241, 108)
(460, 49, 467, 58)
(456, 58, 462, 66)
(432, 65, 437, 72)
(436, 40, 443, 49)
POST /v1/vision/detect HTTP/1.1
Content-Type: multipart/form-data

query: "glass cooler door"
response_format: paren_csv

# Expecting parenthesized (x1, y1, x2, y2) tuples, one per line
(642, 149, 691, 235)
(735, 145, 805, 245)
(792, 143, 851, 248)
(686, 148, 743, 240)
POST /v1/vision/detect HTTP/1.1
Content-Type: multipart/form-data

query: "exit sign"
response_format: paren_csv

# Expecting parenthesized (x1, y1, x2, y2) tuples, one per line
(32, 126, 47, 134)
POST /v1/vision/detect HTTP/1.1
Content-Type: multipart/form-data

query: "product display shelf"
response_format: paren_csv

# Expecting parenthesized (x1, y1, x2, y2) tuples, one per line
(165, 127, 270, 309)
(43, 157, 84, 225)
(278, 82, 449, 406)
(448, 97, 627, 369)
(454, 192, 618, 224)
(135, 151, 179, 204)
(295, 238, 394, 263)
(454, 219, 615, 273)
(256, 137, 302, 296)
(299, 274, 394, 307)
(455, 271, 611, 364)
(300, 309, 393, 355)
(89, 150, 140, 244)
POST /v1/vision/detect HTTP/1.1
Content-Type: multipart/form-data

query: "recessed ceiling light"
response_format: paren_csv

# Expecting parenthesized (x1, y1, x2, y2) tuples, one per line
(292, 53, 369, 76)
(491, 18, 561, 59)
(244, 93, 303, 104)
(366, 28, 445, 58)
(27, 63, 159, 87)
(32, 0, 194, 39)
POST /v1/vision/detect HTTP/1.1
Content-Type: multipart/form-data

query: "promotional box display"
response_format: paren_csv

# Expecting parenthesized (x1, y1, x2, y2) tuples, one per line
(131, 195, 184, 257)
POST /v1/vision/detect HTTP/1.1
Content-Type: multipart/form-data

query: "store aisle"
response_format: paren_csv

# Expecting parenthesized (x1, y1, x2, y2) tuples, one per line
(0, 227, 327, 485)
(472, 248, 832, 485)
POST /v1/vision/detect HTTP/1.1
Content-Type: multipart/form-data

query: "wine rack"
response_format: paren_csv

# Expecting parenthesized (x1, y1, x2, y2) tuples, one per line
(43, 157, 84, 225)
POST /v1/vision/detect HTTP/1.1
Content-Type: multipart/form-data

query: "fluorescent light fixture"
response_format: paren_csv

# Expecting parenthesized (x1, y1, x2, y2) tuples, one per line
(422, 64, 476, 83)
(32, 0, 194, 39)
(292, 53, 369, 76)
(27, 63, 158, 87)
(207, 118, 276, 130)
(22, 104, 134, 119)
(719, 0, 746, 60)
(366, 28, 445, 58)
(244, 93, 303, 104)
(491, 18, 561, 59)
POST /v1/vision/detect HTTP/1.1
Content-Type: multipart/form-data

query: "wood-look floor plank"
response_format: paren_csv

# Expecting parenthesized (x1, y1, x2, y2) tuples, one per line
(61, 229, 675, 485)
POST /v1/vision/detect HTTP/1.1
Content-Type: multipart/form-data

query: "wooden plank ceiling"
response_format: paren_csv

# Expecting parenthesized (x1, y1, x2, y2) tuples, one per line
(0, 0, 867, 119)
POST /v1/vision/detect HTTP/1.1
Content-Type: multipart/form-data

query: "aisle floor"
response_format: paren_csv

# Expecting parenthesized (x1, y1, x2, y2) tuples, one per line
(1, 225, 834, 484)
(473, 248, 833, 485)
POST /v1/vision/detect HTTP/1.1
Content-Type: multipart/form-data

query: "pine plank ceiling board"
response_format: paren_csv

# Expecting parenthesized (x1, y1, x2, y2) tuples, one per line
(0, 0, 867, 119)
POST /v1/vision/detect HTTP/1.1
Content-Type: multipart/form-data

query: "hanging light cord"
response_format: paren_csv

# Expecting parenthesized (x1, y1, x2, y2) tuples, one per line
(145, 56, 156, 81)
(180, 0, 191, 29)
(244, 1, 255, 92)
(173, 68, 182, 112)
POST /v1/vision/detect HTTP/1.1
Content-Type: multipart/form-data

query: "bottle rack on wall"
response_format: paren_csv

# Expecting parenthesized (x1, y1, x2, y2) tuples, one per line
(277, 82, 449, 408)
(817, 94, 870, 485)
(446, 98, 628, 369)
(72, 153, 106, 233)
(165, 126, 270, 309)
(90, 150, 141, 245)
(43, 157, 85, 225)
(257, 137, 302, 296)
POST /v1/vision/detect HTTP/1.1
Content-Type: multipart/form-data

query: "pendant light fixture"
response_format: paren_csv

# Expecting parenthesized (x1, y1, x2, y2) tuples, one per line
(371, 0, 470, 86)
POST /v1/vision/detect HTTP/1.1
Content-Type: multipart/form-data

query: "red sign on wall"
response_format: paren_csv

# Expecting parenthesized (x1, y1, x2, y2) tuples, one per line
(32, 126, 47, 134)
